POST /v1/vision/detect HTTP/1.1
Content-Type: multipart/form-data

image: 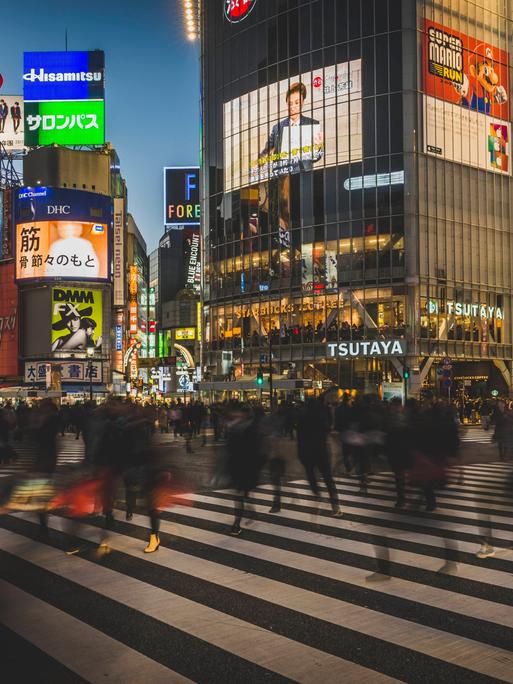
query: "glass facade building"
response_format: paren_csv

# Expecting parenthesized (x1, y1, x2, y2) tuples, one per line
(200, 0, 513, 396)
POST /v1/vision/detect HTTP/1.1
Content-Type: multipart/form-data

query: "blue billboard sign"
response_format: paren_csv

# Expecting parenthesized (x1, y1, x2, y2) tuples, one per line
(164, 167, 200, 226)
(16, 187, 111, 224)
(23, 51, 105, 102)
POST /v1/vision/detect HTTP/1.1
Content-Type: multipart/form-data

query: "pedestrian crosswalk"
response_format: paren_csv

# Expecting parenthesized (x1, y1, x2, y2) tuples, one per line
(0, 434, 85, 479)
(2, 463, 513, 682)
(460, 427, 495, 444)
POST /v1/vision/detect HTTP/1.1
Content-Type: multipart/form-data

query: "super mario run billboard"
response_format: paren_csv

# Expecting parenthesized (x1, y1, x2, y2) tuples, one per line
(423, 19, 511, 175)
(423, 19, 509, 119)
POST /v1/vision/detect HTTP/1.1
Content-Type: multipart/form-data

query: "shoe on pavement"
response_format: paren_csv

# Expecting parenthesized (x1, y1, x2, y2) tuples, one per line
(476, 543, 495, 559)
(269, 505, 281, 513)
(144, 534, 160, 553)
(65, 545, 82, 556)
(365, 572, 391, 583)
(126, 512, 133, 521)
(331, 508, 343, 517)
(95, 542, 111, 558)
(229, 524, 241, 536)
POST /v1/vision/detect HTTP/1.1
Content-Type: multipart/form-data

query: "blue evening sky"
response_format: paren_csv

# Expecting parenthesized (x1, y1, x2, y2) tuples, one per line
(1, 0, 200, 251)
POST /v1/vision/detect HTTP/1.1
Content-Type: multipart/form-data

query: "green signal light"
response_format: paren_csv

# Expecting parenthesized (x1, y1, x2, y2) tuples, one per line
(256, 369, 264, 386)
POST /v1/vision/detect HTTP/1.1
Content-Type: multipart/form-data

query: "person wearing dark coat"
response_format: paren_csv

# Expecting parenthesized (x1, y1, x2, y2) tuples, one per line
(225, 406, 265, 536)
(297, 399, 342, 516)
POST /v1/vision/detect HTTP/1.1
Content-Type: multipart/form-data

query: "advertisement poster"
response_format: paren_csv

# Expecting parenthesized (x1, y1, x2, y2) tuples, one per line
(423, 19, 511, 175)
(423, 20, 509, 120)
(0, 96, 24, 152)
(301, 244, 313, 292)
(51, 287, 103, 352)
(424, 96, 510, 174)
(15, 187, 111, 282)
(224, 59, 362, 192)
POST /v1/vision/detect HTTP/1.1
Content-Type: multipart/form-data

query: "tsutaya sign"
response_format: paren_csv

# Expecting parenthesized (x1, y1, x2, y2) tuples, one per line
(327, 339, 406, 359)
(428, 300, 504, 320)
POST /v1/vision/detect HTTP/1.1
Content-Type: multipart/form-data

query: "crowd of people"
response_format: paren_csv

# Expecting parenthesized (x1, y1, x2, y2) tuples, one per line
(0, 392, 511, 567)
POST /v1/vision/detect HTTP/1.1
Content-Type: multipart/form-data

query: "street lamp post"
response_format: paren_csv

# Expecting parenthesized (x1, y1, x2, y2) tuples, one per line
(87, 347, 94, 403)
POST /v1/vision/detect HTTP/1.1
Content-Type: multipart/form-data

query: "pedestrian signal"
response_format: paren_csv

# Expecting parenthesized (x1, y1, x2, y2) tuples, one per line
(403, 367, 410, 380)
(256, 369, 264, 386)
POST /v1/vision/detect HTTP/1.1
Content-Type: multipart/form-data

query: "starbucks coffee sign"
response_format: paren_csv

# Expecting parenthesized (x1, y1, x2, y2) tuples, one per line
(327, 339, 406, 358)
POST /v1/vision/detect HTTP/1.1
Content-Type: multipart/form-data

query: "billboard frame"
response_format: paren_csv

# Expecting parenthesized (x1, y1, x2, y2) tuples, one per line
(163, 166, 201, 227)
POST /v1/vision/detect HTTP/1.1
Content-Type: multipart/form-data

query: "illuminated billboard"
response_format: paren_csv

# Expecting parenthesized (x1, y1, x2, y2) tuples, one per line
(223, 59, 362, 192)
(0, 96, 24, 152)
(422, 20, 511, 175)
(51, 287, 103, 352)
(183, 228, 201, 293)
(23, 51, 105, 147)
(23, 51, 105, 102)
(15, 187, 111, 282)
(164, 167, 200, 226)
(24, 100, 104, 146)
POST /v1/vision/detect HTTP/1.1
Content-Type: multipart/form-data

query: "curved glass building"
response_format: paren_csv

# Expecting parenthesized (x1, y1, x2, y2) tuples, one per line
(200, 0, 513, 398)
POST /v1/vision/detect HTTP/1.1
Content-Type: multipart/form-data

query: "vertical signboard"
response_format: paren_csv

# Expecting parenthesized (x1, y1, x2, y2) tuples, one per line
(129, 265, 138, 336)
(113, 198, 125, 306)
(183, 228, 201, 293)
(0, 263, 19, 379)
(422, 20, 511, 175)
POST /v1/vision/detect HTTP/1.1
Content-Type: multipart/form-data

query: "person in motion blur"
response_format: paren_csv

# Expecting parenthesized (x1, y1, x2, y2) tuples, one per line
(31, 399, 60, 535)
(297, 398, 342, 517)
(225, 404, 266, 536)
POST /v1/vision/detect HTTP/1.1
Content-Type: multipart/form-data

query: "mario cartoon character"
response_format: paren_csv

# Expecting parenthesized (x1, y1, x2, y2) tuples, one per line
(453, 44, 508, 114)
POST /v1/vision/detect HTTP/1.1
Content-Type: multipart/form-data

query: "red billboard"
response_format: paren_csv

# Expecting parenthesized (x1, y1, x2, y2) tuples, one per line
(0, 262, 19, 380)
(423, 19, 509, 120)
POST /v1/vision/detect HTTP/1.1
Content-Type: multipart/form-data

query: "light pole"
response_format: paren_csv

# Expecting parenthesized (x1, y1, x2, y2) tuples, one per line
(87, 347, 94, 403)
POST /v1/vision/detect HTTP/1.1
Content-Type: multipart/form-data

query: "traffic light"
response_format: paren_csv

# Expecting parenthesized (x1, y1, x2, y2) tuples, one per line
(403, 367, 410, 380)
(256, 369, 264, 386)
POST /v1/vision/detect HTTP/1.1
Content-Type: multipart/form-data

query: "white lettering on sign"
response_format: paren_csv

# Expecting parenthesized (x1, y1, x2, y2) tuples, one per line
(27, 113, 98, 131)
(23, 68, 102, 83)
(327, 339, 406, 358)
(47, 205, 70, 215)
(429, 299, 503, 320)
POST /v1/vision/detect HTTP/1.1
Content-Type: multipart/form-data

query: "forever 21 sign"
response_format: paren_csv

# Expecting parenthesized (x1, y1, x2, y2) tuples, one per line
(327, 340, 406, 358)
(225, 0, 257, 23)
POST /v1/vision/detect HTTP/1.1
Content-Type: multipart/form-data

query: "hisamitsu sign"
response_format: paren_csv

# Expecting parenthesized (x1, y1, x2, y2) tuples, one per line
(327, 340, 406, 358)
(23, 51, 105, 102)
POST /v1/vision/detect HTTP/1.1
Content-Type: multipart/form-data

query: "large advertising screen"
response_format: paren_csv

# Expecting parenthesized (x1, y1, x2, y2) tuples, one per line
(0, 96, 24, 152)
(422, 19, 511, 175)
(15, 187, 111, 282)
(164, 167, 200, 226)
(51, 286, 102, 352)
(23, 51, 105, 102)
(223, 59, 362, 192)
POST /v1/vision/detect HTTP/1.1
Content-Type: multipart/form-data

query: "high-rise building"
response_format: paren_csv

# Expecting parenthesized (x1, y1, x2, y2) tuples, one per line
(200, 0, 513, 398)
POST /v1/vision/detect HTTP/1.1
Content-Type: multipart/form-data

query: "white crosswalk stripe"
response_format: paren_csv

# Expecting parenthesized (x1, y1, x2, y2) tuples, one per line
(0, 434, 85, 479)
(1, 462, 513, 682)
(460, 428, 495, 444)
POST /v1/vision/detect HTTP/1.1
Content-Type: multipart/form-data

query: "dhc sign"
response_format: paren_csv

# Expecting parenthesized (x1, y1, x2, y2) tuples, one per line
(327, 339, 406, 358)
